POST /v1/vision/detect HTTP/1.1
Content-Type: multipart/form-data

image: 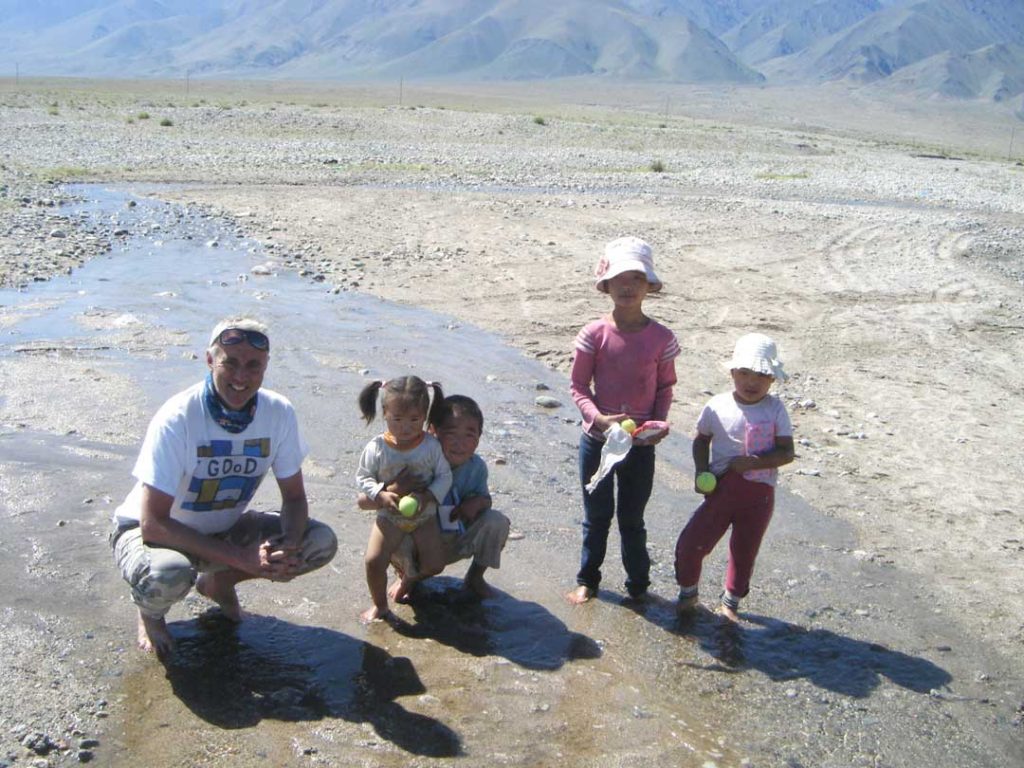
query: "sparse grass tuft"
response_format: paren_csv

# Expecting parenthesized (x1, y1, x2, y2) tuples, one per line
(649, 159, 665, 173)
(533, 115, 546, 125)
(137, 111, 150, 120)
(159, 117, 173, 127)
(38, 166, 91, 181)
(47, 107, 59, 116)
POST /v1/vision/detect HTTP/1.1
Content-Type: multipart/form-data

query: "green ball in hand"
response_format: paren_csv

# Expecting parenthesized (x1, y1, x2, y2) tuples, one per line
(398, 495, 419, 517)
(696, 471, 717, 494)
(620, 418, 637, 434)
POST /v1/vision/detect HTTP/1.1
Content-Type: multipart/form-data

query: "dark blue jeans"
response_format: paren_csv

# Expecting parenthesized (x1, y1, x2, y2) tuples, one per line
(576, 432, 655, 597)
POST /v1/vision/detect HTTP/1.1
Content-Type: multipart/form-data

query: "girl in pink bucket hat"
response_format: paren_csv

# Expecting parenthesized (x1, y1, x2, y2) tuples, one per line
(566, 236, 679, 604)
(674, 332, 794, 620)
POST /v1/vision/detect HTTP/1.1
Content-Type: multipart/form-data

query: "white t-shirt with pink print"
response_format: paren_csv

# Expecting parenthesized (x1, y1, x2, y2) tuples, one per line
(696, 392, 792, 486)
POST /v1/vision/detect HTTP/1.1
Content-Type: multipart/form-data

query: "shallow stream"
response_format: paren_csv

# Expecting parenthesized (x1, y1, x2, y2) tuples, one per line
(0, 185, 1018, 767)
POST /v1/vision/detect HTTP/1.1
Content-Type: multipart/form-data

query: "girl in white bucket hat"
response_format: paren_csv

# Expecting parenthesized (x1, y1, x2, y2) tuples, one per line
(673, 332, 794, 620)
(566, 236, 679, 605)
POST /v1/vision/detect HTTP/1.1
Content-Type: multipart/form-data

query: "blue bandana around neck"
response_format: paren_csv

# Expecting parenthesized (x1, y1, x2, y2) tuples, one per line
(204, 371, 258, 433)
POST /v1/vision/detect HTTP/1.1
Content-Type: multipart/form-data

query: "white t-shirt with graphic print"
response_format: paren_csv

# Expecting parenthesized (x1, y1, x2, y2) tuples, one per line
(114, 381, 308, 534)
(696, 392, 792, 486)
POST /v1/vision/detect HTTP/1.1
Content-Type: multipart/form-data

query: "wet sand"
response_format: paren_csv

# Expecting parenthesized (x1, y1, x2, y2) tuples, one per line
(0, 79, 1022, 766)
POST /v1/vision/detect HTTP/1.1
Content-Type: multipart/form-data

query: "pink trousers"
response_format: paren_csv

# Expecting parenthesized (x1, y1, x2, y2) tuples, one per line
(674, 472, 774, 599)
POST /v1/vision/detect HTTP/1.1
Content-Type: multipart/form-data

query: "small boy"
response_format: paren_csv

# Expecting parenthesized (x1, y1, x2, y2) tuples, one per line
(387, 395, 510, 600)
(674, 333, 795, 620)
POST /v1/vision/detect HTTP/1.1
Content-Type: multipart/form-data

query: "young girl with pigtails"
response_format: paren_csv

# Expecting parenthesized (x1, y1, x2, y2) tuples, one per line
(355, 376, 451, 623)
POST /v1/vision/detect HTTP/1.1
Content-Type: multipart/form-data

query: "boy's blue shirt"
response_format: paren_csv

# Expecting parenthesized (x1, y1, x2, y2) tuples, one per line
(444, 453, 489, 506)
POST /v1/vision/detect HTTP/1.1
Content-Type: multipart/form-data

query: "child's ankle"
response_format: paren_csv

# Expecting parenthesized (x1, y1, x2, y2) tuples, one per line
(677, 584, 698, 601)
(721, 589, 741, 611)
(676, 585, 699, 610)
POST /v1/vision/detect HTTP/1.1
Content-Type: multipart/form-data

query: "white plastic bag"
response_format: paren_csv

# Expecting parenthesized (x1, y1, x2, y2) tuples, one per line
(585, 423, 634, 493)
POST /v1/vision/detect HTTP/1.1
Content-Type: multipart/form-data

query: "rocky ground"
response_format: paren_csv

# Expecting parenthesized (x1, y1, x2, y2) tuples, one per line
(1, 77, 1022, 765)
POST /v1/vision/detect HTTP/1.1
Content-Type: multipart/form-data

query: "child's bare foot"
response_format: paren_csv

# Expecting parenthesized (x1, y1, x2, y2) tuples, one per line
(388, 577, 416, 604)
(359, 605, 393, 624)
(464, 564, 493, 598)
(196, 572, 244, 622)
(137, 612, 175, 656)
(717, 603, 740, 622)
(387, 581, 403, 606)
(565, 585, 595, 605)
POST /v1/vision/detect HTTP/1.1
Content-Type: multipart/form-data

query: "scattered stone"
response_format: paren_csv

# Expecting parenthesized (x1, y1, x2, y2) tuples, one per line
(534, 395, 561, 408)
(21, 732, 56, 756)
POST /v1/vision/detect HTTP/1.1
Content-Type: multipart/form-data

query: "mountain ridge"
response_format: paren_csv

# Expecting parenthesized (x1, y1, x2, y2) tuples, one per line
(0, 0, 1021, 101)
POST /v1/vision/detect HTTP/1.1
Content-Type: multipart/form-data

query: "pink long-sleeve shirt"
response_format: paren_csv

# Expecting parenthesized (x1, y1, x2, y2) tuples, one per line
(570, 317, 680, 438)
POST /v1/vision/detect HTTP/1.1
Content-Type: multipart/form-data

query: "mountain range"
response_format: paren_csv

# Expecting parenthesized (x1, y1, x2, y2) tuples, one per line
(1, 0, 1022, 103)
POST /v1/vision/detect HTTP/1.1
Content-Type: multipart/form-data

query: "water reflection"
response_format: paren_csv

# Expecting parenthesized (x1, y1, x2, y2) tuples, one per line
(162, 612, 461, 756)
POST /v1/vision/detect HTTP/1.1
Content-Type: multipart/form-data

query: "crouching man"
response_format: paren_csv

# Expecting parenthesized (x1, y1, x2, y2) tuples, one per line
(111, 317, 337, 656)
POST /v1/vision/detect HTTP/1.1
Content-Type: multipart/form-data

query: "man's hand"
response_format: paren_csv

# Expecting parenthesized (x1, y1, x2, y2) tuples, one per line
(259, 536, 302, 581)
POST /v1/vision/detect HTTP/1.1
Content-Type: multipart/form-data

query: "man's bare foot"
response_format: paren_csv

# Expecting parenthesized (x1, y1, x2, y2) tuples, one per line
(717, 603, 740, 622)
(565, 585, 595, 605)
(360, 605, 393, 624)
(137, 612, 175, 656)
(464, 565, 493, 598)
(196, 572, 244, 622)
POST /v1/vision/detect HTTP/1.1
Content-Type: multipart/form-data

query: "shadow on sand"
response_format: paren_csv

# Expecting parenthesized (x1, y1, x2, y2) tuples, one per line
(161, 612, 461, 757)
(390, 575, 602, 670)
(628, 595, 951, 698)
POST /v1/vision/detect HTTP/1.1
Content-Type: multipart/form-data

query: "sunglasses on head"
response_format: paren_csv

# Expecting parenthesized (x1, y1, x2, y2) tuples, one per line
(216, 328, 270, 351)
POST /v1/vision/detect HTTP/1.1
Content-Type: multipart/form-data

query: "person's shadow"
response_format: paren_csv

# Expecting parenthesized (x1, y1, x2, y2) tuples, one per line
(161, 612, 461, 757)
(628, 596, 951, 698)
(390, 576, 602, 670)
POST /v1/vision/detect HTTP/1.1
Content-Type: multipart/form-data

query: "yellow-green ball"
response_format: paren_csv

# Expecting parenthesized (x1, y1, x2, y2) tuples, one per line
(696, 472, 717, 494)
(398, 495, 419, 517)
(620, 418, 637, 434)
